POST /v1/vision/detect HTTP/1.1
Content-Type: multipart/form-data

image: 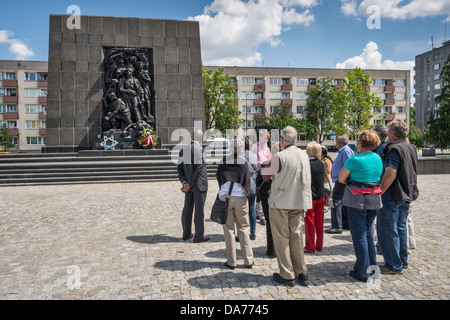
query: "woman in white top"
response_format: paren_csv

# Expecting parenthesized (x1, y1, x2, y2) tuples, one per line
(216, 140, 254, 269)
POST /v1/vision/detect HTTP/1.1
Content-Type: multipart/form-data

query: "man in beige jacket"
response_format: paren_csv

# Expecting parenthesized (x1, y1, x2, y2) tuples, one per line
(262, 126, 312, 286)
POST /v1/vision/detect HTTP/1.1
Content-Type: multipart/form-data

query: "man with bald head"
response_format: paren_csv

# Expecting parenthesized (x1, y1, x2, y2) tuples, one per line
(177, 129, 209, 243)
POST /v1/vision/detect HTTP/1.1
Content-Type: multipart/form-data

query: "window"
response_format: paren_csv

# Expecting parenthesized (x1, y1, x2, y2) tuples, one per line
(395, 93, 405, 100)
(385, 106, 393, 114)
(394, 80, 406, 86)
(281, 92, 291, 99)
(26, 137, 45, 145)
(375, 93, 386, 100)
(243, 120, 256, 129)
(242, 92, 255, 99)
(26, 120, 46, 129)
(297, 106, 306, 113)
(269, 92, 282, 100)
(396, 106, 404, 113)
(0, 88, 17, 96)
(373, 79, 385, 86)
(434, 84, 441, 91)
(281, 78, 290, 85)
(309, 78, 316, 85)
(242, 77, 255, 86)
(434, 53, 440, 60)
(296, 78, 308, 86)
(434, 63, 440, 71)
(0, 105, 17, 113)
(25, 89, 47, 97)
(0, 120, 17, 128)
(434, 74, 440, 81)
(0, 72, 16, 80)
(26, 104, 46, 113)
(297, 92, 309, 100)
(270, 78, 282, 85)
(24, 72, 48, 81)
(242, 106, 263, 114)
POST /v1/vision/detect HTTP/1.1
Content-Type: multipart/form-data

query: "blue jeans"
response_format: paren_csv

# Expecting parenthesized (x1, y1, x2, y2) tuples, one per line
(377, 191, 410, 272)
(347, 207, 378, 281)
(249, 194, 256, 236)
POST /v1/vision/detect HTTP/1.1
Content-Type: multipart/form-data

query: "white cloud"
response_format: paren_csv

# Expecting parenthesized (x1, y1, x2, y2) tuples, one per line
(0, 30, 35, 60)
(188, 0, 317, 66)
(336, 41, 415, 98)
(341, 0, 450, 20)
(341, 0, 358, 16)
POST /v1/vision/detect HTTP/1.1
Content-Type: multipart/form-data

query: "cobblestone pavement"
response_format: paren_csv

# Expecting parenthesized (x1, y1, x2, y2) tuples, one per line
(0, 174, 449, 300)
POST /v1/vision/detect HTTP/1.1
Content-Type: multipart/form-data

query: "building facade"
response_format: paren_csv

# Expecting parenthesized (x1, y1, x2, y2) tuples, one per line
(0, 60, 48, 152)
(207, 66, 410, 145)
(415, 40, 450, 130)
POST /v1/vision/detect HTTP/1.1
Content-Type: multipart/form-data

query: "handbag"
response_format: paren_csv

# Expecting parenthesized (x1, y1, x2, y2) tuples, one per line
(210, 182, 234, 225)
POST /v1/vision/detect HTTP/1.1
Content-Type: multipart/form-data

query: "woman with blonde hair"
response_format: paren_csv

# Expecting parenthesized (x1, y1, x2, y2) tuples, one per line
(333, 130, 383, 281)
(304, 141, 327, 253)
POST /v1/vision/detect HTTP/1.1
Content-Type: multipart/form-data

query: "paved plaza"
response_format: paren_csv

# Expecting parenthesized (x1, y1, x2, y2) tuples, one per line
(0, 174, 449, 300)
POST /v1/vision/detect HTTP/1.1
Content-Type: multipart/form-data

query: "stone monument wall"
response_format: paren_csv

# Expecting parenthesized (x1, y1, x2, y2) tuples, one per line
(45, 14, 205, 152)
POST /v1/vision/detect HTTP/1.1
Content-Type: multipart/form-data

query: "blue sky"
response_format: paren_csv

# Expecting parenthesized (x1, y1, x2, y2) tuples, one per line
(0, 0, 448, 71)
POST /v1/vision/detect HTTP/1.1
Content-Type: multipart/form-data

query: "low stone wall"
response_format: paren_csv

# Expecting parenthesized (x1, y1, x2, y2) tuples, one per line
(417, 156, 450, 174)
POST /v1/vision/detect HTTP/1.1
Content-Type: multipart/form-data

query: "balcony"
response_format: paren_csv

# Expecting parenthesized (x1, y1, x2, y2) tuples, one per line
(38, 80, 48, 87)
(308, 85, 316, 91)
(254, 98, 266, 105)
(8, 128, 18, 135)
(2, 80, 17, 87)
(364, 85, 371, 91)
(384, 86, 396, 92)
(234, 84, 238, 91)
(39, 129, 46, 135)
(384, 99, 395, 105)
(385, 113, 396, 120)
(2, 96, 18, 103)
(281, 99, 293, 105)
(38, 96, 47, 103)
(38, 112, 47, 119)
(254, 113, 266, 120)
(281, 84, 293, 91)
(2, 112, 18, 119)
(254, 84, 266, 91)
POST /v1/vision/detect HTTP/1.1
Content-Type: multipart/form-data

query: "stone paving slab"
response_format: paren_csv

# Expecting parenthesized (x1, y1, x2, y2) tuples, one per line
(0, 175, 449, 300)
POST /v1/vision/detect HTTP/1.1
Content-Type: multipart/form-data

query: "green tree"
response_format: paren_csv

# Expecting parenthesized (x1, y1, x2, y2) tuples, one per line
(203, 65, 242, 134)
(305, 77, 337, 143)
(425, 55, 450, 150)
(333, 68, 383, 137)
(0, 123, 15, 151)
(267, 114, 315, 141)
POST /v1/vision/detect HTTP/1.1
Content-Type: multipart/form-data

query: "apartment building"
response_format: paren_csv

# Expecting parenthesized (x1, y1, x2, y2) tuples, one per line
(414, 40, 450, 130)
(207, 66, 410, 144)
(0, 60, 48, 152)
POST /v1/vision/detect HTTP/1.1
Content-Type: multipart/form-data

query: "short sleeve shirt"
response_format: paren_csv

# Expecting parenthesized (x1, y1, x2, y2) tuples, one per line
(384, 148, 401, 171)
(344, 152, 383, 183)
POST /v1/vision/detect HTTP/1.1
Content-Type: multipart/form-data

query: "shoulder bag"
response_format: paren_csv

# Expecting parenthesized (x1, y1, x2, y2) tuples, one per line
(210, 182, 234, 225)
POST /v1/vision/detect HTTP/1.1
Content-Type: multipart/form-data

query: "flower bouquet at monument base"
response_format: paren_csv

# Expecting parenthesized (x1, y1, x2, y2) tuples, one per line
(138, 127, 158, 150)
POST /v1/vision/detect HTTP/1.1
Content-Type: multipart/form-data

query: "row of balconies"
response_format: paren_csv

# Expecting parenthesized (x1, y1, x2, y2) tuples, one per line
(1, 80, 48, 87)
(3, 128, 46, 136)
(0, 96, 47, 103)
(238, 83, 397, 93)
(1, 112, 46, 119)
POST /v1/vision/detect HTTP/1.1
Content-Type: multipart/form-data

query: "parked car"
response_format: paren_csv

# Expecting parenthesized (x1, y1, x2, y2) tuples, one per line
(327, 146, 338, 152)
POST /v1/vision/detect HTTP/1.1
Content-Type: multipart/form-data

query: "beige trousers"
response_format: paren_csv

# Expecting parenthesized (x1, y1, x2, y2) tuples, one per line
(222, 196, 254, 267)
(269, 208, 308, 279)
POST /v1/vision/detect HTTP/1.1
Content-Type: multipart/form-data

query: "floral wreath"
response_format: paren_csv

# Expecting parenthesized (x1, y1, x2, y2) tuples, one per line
(139, 127, 158, 150)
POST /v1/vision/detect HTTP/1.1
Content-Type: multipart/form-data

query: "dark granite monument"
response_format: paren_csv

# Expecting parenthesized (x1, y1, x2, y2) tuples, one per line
(44, 14, 205, 152)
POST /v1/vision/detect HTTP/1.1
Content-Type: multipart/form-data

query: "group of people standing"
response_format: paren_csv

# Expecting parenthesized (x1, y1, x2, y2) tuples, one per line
(177, 119, 418, 286)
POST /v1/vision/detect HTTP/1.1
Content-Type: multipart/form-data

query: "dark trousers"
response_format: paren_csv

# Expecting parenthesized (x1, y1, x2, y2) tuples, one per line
(261, 194, 275, 256)
(181, 190, 207, 241)
(331, 197, 349, 230)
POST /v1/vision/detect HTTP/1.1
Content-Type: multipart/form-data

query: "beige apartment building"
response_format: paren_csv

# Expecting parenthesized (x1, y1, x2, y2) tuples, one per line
(207, 66, 411, 145)
(0, 60, 48, 152)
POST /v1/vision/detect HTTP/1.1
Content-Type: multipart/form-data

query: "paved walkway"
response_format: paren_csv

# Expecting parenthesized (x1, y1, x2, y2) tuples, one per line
(0, 174, 449, 300)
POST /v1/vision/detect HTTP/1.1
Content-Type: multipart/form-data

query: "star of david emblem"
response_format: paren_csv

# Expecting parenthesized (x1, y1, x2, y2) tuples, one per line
(100, 136, 119, 150)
